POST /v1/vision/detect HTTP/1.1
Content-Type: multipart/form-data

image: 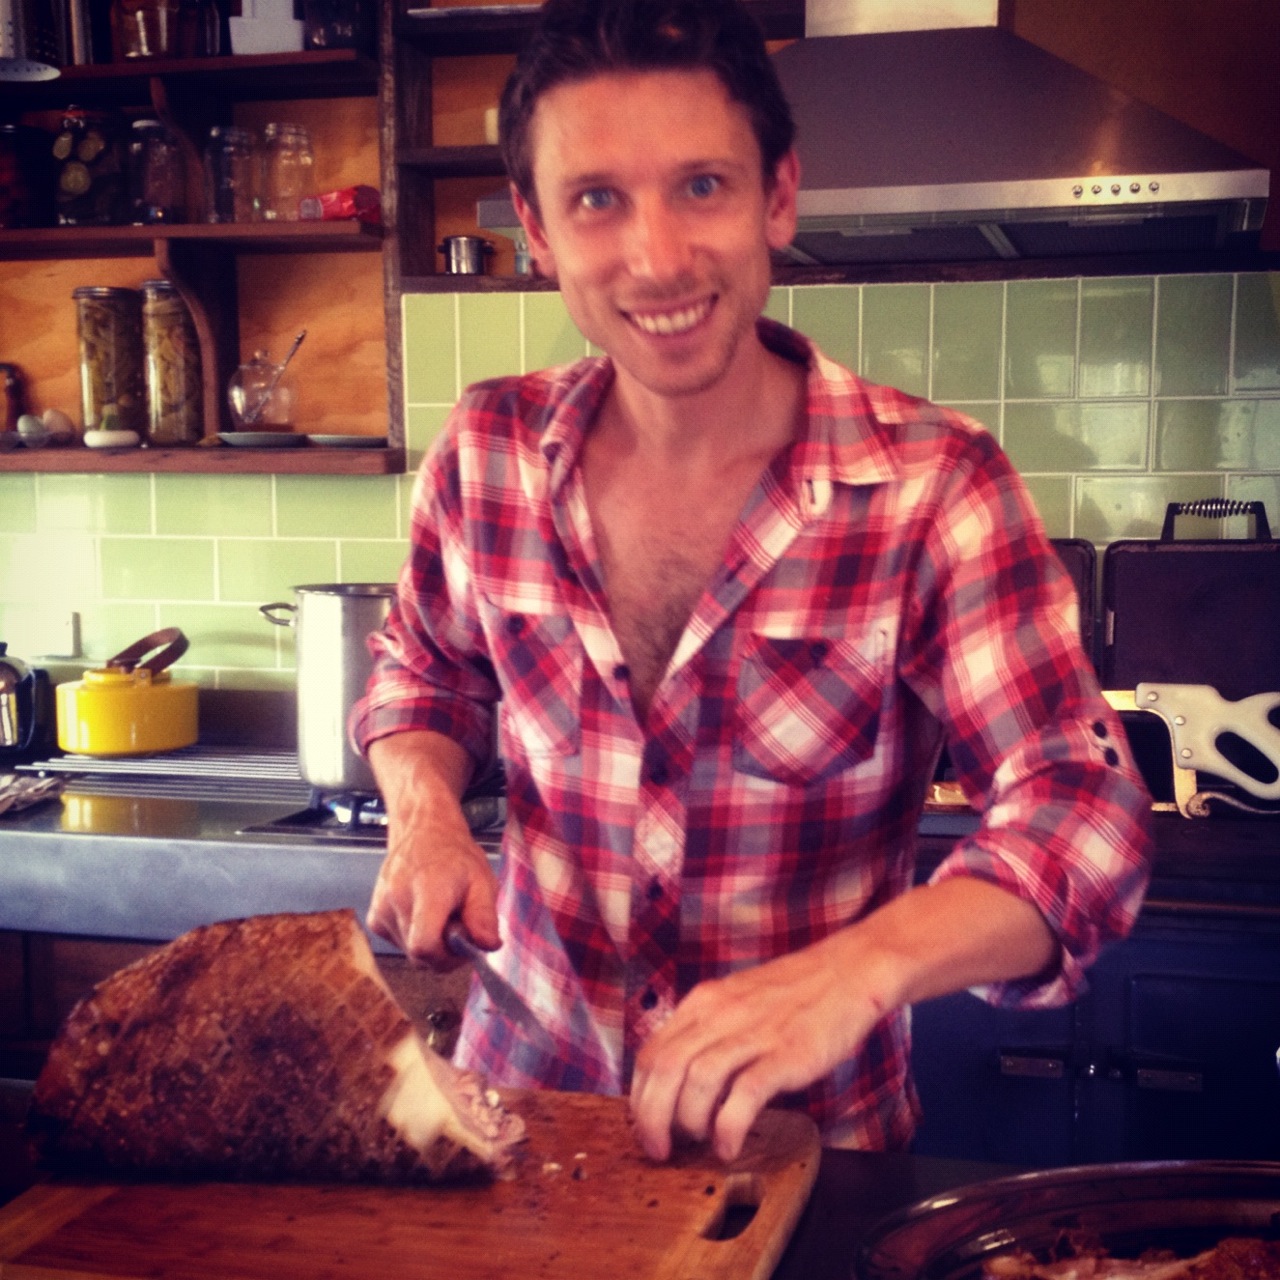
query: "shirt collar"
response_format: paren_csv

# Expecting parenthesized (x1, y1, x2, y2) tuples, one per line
(535, 319, 904, 507)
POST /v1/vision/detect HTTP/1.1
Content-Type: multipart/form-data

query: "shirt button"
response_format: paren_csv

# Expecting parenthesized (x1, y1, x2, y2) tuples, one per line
(809, 640, 829, 663)
(640, 988, 659, 1011)
(1092, 720, 1108, 738)
(1103, 747, 1120, 766)
(647, 878, 663, 902)
(613, 663, 630, 682)
(506, 614, 526, 636)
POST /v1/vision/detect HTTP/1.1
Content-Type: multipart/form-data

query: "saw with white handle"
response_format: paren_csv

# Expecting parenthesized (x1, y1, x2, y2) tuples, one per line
(1106, 683, 1280, 817)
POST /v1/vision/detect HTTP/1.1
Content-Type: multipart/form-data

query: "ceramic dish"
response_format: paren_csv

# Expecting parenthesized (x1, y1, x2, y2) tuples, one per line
(856, 1160, 1280, 1280)
(305, 435, 388, 449)
(217, 432, 305, 448)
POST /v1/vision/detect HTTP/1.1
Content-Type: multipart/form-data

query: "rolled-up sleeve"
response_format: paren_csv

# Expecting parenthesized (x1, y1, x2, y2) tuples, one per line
(908, 431, 1153, 1007)
(349, 414, 500, 772)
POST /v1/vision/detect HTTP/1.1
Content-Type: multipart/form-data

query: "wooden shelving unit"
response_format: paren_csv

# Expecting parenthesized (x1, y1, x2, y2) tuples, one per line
(0, 49, 398, 475)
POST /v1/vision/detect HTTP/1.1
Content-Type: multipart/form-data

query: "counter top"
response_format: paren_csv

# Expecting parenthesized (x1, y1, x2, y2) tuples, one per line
(0, 787, 392, 947)
(2, 779, 1279, 950)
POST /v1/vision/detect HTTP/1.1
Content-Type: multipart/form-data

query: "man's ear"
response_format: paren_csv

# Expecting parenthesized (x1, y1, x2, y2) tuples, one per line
(512, 183, 556, 280)
(765, 148, 800, 253)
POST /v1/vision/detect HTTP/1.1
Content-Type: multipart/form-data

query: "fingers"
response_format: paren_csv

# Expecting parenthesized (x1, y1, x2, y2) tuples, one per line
(631, 1015, 783, 1163)
(365, 827, 498, 966)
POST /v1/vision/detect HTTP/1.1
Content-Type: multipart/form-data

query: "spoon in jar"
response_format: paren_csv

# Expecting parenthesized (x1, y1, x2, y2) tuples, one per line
(242, 329, 306, 426)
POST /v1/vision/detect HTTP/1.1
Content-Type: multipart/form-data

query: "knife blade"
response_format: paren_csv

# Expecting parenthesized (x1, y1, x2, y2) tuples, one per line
(443, 920, 556, 1053)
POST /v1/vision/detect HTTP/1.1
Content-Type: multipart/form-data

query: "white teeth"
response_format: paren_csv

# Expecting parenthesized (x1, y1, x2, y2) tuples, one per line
(630, 300, 710, 335)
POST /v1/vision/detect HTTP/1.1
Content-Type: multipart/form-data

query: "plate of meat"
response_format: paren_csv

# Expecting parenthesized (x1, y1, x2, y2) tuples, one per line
(856, 1160, 1280, 1280)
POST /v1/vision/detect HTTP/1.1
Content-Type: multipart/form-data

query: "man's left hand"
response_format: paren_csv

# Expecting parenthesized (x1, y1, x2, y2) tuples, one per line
(629, 932, 887, 1162)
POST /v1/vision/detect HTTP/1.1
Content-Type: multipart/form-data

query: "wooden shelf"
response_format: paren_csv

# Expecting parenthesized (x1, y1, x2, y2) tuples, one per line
(0, 444, 406, 474)
(393, 1, 803, 54)
(0, 221, 382, 261)
(0, 50, 379, 108)
(398, 144, 505, 179)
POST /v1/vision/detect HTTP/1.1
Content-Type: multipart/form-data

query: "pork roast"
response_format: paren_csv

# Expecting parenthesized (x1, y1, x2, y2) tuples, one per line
(26, 909, 525, 1182)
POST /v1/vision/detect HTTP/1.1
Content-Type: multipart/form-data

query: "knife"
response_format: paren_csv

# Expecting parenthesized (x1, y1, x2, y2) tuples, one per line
(443, 920, 557, 1053)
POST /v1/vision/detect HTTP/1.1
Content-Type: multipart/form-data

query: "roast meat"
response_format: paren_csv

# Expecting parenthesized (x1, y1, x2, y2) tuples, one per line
(27, 909, 525, 1182)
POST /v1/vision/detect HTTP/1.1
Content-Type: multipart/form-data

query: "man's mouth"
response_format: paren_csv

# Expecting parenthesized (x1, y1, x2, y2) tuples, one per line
(627, 298, 713, 336)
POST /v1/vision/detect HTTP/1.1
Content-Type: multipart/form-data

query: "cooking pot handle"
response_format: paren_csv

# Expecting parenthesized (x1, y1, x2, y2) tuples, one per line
(106, 627, 190, 675)
(259, 602, 298, 627)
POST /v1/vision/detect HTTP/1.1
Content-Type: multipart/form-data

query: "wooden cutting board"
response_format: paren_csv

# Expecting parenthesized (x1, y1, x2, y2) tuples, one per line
(0, 1090, 820, 1280)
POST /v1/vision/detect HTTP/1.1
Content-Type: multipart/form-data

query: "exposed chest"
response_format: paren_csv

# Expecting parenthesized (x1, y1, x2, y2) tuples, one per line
(586, 462, 762, 719)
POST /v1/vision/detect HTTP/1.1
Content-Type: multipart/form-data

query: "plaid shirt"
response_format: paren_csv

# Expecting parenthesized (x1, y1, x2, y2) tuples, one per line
(352, 320, 1152, 1149)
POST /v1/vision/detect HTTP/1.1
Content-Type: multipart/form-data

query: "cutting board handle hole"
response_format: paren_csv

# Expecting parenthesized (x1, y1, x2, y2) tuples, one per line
(702, 1172, 763, 1242)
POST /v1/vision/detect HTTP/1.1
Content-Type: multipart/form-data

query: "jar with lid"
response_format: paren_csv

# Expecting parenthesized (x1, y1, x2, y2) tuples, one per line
(203, 124, 256, 223)
(258, 122, 313, 222)
(53, 109, 128, 226)
(128, 119, 186, 224)
(142, 280, 202, 444)
(73, 286, 145, 436)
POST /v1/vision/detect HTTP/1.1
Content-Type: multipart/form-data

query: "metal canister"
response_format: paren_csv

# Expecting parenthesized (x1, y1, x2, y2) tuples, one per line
(141, 278, 202, 444)
(73, 285, 144, 435)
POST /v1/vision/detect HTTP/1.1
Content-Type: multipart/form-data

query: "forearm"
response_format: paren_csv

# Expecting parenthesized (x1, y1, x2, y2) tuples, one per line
(829, 877, 1056, 1015)
(367, 729, 476, 824)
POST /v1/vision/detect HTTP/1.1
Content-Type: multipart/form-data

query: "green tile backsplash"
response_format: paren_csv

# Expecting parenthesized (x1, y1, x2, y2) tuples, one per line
(1, 272, 1276, 690)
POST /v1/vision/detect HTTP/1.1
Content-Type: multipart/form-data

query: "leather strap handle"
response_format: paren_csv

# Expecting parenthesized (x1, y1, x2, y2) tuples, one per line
(106, 627, 190, 675)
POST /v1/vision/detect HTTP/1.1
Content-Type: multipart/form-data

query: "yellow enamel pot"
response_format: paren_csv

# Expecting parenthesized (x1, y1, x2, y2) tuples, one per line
(56, 628, 198, 756)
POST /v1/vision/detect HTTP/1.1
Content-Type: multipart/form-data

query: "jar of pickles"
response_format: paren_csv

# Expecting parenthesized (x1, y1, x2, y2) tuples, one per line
(142, 279, 202, 444)
(53, 108, 128, 226)
(73, 286, 145, 436)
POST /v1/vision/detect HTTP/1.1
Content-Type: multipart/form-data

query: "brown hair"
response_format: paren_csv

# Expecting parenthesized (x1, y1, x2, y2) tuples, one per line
(499, 0, 796, 219)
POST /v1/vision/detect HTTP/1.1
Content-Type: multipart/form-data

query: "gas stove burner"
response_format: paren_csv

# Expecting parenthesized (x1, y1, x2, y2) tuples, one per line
(321, 791, 387, 829)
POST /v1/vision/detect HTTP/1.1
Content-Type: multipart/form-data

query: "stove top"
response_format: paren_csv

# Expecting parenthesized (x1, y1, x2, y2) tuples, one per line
(238, 790, 506, 849)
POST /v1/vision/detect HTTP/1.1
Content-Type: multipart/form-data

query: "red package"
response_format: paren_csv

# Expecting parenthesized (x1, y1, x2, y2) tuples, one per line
(299, 185, 382, 227)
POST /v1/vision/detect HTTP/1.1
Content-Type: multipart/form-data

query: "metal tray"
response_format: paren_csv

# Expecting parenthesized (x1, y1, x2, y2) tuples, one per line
(856, 1160, 1280, 1280)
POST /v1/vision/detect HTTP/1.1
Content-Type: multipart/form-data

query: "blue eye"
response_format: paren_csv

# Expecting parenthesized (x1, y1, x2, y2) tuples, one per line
(579, 188, 616, 212)
(687, 174, 721, 199)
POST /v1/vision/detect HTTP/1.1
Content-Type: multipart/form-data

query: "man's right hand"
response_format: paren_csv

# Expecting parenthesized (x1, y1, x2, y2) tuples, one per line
(365, 730, 501, 965)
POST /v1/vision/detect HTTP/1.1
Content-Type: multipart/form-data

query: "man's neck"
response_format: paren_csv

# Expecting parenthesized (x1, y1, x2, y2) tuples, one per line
(601, 341, 804, 467)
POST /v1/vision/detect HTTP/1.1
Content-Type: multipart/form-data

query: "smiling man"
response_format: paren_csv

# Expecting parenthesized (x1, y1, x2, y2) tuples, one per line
(352, 0, 1152, 1164)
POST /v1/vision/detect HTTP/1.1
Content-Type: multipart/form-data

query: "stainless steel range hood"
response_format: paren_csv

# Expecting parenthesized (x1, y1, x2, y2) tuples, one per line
(773, 21, 1269, 265)
(476, 5, 1269, 268)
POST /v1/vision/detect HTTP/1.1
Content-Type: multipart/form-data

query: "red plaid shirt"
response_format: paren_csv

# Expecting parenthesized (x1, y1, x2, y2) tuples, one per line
(352, 320, 1152, 1149)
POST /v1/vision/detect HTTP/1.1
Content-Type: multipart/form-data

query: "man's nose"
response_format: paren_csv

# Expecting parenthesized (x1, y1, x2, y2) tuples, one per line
(625, 197, 692, 281)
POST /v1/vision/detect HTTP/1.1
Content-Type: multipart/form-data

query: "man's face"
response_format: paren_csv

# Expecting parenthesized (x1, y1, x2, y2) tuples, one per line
(514, 69, 799, 403)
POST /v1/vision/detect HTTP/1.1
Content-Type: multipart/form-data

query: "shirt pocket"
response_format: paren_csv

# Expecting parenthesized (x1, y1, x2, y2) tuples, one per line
(733, 630, 886, 787)
(479, 589, 582, 757)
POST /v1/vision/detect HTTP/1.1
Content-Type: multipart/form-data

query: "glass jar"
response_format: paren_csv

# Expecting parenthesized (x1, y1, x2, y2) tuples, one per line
(73, 286, 145, 436)
(203, 124, 256, 223)
(258, 122, 313, 222)
(142, 279, 202, 444)
(227, 349, 294, 430)
(52, 108, 128, 226)
(128, 119, 186, 224)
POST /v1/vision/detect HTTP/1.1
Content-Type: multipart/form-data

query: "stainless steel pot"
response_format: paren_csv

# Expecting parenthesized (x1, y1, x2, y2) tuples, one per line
(260, 583, 394, 794)
(438, 234, 493, 275)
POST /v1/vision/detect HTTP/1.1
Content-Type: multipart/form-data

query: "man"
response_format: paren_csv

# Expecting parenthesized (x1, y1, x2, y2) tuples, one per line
(351, 0, 1152, 1164)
